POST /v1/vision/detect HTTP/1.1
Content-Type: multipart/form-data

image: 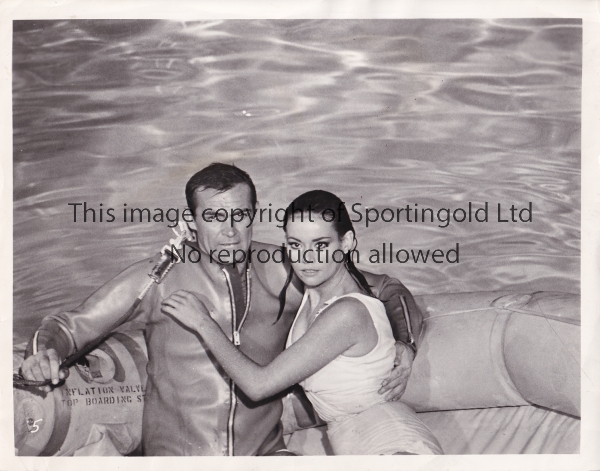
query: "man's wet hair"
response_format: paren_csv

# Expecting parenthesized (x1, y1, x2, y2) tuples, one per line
(185, 162, 257, 214)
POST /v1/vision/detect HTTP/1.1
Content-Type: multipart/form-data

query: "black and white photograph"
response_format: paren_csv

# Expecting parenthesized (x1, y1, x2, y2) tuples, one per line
(2, 2, 599, 470)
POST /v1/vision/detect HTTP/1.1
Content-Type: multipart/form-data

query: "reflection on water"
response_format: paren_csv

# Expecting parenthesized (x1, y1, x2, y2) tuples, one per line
(13, 19, 581, 343)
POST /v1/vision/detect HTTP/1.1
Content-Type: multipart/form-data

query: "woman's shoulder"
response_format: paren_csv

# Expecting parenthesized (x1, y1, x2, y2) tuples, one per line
(318, 295, 374, 328)
(329, 293, 385, 312)
(315, 295, 381, 357)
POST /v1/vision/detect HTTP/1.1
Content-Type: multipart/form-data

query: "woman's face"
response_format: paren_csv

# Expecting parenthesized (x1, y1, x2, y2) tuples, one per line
(285, 213, 353, 288)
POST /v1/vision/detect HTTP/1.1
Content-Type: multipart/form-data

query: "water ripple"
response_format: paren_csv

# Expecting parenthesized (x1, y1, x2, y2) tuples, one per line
(12, 19, 580, 342)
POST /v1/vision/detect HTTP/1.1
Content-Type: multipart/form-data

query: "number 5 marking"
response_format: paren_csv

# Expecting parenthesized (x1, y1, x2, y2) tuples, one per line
(30, 419, 42, 433)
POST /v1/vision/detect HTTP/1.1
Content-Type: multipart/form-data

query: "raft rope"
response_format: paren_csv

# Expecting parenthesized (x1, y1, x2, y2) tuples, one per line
(13, 223, 191, 389)
(423, 306, 580, 326)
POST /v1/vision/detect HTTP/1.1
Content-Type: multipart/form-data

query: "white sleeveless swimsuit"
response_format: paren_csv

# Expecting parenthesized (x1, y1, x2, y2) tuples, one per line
(286, 292, 443, 455)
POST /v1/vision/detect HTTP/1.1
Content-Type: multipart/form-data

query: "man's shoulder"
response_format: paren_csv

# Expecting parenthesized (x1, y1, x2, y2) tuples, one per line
(360, 269, 394, 288)
(249, 240, 295, 296)
(250, 240, 283, 252)
(249, 240, 287, 265)
(358, 269, 412, 299)
(104, 254, 163, 286)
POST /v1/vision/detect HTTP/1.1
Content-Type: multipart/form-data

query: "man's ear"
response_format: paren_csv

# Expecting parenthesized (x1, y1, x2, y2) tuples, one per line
(185, 218, 198, 241)
(247, 200, 260, 227)
(186, 218, 197, 231)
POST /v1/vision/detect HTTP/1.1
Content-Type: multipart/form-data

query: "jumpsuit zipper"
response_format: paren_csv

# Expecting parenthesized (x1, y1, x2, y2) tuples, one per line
(222, 266, 252, 456)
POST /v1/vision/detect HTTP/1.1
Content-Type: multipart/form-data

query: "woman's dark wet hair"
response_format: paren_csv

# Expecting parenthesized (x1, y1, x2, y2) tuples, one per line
(276, 190, 374, 322)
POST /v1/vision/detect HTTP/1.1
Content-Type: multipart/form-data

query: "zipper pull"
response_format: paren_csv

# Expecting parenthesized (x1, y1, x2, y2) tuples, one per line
(233, 331, 241, 346)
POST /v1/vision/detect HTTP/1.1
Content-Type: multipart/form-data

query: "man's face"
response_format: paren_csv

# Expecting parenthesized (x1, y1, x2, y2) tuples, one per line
(188, 183, 254, 260)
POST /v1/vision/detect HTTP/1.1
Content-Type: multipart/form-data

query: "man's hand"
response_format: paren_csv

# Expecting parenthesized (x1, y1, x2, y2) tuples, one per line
(378, 342, 415, 401)
(20, 348, 66, 393)
(161, 290, 213, 332)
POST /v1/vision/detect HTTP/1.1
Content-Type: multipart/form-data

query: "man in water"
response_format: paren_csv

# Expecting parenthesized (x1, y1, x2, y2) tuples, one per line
(20, 163, 422, 456)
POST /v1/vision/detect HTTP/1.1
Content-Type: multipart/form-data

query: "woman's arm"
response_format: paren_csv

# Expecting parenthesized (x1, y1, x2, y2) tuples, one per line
(161, 290, 372, 402)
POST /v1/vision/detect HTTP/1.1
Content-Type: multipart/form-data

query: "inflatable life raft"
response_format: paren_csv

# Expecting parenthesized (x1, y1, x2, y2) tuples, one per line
(13, 330, 148, 456)
(13, 290, 580, 456)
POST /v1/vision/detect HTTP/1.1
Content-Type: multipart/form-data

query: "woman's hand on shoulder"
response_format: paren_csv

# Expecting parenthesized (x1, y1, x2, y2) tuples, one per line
(161, 290, 214, 332)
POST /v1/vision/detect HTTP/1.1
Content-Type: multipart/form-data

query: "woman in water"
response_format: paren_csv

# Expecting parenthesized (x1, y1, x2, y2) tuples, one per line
(162, 190, 442, 455)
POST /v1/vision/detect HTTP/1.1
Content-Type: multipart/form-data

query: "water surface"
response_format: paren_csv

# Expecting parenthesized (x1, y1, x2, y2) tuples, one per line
(13, 19, 581, 343)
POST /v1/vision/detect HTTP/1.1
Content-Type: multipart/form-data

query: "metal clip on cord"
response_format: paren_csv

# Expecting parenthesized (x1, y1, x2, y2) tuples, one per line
(13, 223, 191, 389)
(149, 223, 189, 283)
